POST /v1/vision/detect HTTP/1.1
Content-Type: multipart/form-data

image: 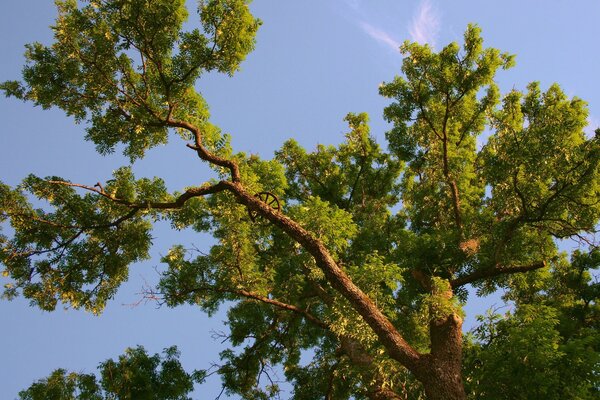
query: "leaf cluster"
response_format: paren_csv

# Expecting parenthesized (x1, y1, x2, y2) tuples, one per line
(18, 346, 204, 400)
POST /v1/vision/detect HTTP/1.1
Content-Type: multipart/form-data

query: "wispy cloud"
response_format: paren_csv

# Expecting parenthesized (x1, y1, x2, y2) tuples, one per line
(344, 0, 360, 11)
(359, 21, 401, 52)
(408, 0, 440, 47)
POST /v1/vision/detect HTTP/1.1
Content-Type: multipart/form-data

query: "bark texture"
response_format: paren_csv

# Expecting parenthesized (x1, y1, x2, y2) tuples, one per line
(421, 313, 466, 400)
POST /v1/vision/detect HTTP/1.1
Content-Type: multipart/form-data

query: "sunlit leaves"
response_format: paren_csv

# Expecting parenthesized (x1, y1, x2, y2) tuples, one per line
(464, 248, 600, 398)
(199, 0, 261, 75)
(482, 82, 600, 237)
(465, 304, 599, 399)
(278, 113, 401, 212)
(379, 26, 510, 279)
(0, 168, 177, 312)
(1, 0, 258, 161)
(288, 196, 357, 253)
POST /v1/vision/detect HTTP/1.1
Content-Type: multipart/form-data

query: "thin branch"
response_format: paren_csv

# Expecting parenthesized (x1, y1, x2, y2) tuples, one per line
(339, 337, 404, 400)
(440, 97, 463, 234)
(46, 180, 229, 210)
(347, 159, 366, 209)
(169, 285, 329, 329)
(512, 169, 530, 216)
(6, 207, 139, 261)
(287, 155, 334, 201)
(414, 74, 442, 141)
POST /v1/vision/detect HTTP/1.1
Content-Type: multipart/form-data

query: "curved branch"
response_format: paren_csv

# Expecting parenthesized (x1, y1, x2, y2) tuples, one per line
(48, 154, 422, 372)
(165, 118, 241, 182)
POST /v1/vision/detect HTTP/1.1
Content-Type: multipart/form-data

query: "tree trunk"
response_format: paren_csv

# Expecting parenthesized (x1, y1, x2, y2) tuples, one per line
(421, 363, 466, 400)
(418, 312, 466, 400)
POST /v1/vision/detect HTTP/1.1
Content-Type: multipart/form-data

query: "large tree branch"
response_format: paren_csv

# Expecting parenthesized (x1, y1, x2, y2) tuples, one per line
(48, 132, 422, 372)
(48, 177, 422, 372)
(116, 113, 422, 370)
(220, 180, 423, 371)
(450, 260, 546, 288)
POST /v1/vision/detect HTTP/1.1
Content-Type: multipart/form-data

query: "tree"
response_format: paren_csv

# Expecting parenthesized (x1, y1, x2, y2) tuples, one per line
(18, 346, 204, 400)
(1, 1, 599, 399)
(463, 249, 600, 398)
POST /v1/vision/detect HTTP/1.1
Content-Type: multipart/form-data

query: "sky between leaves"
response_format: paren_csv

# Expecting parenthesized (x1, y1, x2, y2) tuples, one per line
(1, 0, 599, 398)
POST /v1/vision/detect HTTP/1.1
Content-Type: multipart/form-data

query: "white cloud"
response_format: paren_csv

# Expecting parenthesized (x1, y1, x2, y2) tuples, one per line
(359, 21, 401, 52)
(408, 0, 440, 47)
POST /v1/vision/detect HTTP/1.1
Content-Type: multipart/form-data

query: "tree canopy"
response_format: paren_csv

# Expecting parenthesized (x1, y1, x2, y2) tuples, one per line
(1, 1, 599, 399)
(18, 346, 204, 400)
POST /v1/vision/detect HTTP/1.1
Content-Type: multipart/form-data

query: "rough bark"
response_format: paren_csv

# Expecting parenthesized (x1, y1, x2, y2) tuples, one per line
(223, 180, 423, 371)
(420, 312, 466, 400)
(230, 179, 469, 398)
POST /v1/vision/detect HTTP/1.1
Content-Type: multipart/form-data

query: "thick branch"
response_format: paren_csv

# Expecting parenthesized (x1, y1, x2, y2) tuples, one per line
(49, 155, 421, 372)
(450, 260, 546, 288)
(221, 181, 422, 371)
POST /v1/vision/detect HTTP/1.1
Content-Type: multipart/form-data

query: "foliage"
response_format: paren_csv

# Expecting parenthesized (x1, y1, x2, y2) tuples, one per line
(1, 1, 599, 399)
(464, 251, 600, 399)
(18, 346, 204, 400)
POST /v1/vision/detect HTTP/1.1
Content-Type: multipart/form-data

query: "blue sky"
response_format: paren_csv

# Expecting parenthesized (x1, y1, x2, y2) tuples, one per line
(1, 1, 599, 398)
